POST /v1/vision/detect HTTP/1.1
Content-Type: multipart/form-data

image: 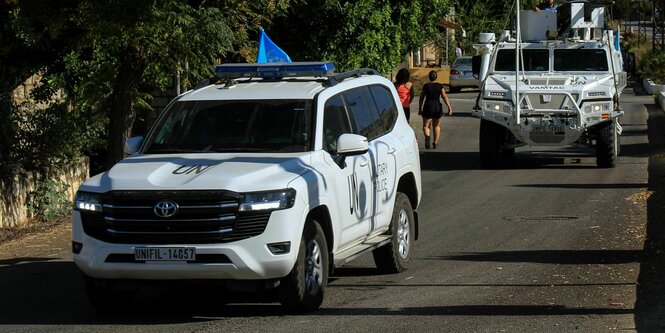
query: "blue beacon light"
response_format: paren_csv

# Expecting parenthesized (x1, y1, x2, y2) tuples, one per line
(215, 62, 335, 79)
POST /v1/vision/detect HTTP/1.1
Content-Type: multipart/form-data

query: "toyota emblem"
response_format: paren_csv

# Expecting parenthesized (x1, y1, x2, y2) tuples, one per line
(154, 200, 179, 218)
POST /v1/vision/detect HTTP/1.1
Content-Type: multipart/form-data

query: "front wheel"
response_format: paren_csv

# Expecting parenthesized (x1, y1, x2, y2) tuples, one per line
(84, 276, 137, 314)
(373, 192, 415, 273)
(280, 221, 329, 312)
(596, 120, 618, 168)
(479, 119, 505, 169)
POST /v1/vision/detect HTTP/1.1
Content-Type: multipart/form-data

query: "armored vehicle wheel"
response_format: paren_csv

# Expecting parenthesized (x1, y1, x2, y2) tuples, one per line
(596, 120, 618, 168)
(373, 192, 414, 273)
(280, 221, 328, 312)
(479, 119, 507, 169)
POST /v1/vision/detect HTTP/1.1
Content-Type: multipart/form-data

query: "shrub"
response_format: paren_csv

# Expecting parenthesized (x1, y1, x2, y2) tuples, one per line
(639, 51, 665, 84)
(27, 178, 71, 221)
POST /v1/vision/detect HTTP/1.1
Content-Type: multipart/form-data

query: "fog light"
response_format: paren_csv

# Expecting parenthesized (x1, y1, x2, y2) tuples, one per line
(267, 241, 291, 254)
(72, 241, 83, 254)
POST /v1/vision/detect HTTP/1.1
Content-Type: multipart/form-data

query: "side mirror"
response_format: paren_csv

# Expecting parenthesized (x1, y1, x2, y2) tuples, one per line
(472, 55, 482, 76)
(124, 136, 144, 156)
(337, 133, 369, 155)
(334, 133, 369, 168)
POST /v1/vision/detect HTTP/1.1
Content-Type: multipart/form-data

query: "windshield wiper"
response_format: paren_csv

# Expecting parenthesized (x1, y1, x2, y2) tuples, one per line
(144, 148, 209, 154)
(210, 147, 273, 152)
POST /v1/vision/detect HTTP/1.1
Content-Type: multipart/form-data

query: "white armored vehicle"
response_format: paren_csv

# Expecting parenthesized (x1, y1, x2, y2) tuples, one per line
(472, 1, 626, 168)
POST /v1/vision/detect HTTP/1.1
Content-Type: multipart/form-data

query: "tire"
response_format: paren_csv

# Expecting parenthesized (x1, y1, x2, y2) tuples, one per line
(479, 119, 505, 169)
(596, 120, 617, 168)
(280, 221, 328, 312)
(501, 147, 515, 158)
(372, 192, 415, 274)
(84, 276, 136, 314)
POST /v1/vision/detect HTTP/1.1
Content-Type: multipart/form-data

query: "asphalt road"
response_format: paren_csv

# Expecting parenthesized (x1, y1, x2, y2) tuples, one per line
(0, 82, 662, 332)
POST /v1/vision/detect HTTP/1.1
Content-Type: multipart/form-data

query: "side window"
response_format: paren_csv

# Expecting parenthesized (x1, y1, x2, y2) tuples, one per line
(369, 85, 398, 133)
(322, 95, 352, 153)
(342, 86, 382, 140)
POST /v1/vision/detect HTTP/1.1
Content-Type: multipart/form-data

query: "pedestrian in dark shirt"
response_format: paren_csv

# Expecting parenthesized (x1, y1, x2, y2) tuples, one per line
(418, 71, 452, 149)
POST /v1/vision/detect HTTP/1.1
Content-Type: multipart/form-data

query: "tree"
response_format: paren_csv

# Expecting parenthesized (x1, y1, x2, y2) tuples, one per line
(269, 0, 451, 73)
(0, 0, 82, 171)
(70, 0, 235, 168)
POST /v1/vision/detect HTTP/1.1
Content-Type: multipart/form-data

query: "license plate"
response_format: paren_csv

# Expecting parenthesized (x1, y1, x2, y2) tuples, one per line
(533, 125, 564, 133)
(134, 247, 196, 261)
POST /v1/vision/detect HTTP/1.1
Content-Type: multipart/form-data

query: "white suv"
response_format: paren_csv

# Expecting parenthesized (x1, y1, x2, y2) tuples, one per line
(72, 62, 422, 312)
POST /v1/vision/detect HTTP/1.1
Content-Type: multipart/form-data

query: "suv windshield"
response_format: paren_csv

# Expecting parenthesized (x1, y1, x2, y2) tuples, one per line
(144, 99, 312, 153)
(494, 49, 549, 71)
(554, 49, 608, 71)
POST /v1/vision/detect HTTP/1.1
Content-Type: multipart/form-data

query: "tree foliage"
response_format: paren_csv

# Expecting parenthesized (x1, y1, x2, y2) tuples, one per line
(270, 0, 451, 73)
(453, 0, 537, 55)
(0, 0, 82, 171)
(1, 0, 462, 173)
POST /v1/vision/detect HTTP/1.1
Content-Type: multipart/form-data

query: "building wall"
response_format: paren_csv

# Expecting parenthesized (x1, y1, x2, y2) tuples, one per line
(0, 158, 89, 228)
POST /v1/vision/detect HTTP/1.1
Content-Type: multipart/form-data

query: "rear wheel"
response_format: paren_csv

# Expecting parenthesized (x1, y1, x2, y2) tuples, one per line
(280, 221, 328, 312)
(373, 192, 414, 273)
(596, 120, 618, 168)
(479, 119, 507, 169)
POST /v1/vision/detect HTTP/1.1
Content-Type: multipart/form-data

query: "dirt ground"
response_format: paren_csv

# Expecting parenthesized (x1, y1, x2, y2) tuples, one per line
(0, 217, 70, 260)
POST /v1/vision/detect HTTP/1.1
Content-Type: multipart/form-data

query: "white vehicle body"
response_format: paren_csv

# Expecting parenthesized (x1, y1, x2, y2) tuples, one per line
(473, 3, 626, 168)
(72, 62, 422, 312)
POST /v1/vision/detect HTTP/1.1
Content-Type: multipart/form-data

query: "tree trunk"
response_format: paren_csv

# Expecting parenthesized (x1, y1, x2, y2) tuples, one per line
(105, 50, 146, 170)
(0, 90, 15, 170)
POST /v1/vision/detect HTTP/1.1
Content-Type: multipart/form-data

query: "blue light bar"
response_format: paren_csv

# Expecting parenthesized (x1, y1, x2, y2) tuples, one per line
(215, 62, 335, 79)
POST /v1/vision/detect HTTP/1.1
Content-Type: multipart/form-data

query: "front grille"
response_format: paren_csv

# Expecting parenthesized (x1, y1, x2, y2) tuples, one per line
(528, 78, 568, 86)
(80, 190, 271, 244)
(523, 93, 579, 112)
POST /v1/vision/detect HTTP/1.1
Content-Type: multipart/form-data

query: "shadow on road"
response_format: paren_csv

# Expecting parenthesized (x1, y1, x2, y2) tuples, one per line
(0, 258, 293, 323)
(635, 103, 665, 332)
(432, 249, 642, 265)
(419, 150, 598, 171)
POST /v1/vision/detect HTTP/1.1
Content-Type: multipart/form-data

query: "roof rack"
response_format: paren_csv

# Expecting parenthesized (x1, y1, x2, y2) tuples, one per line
(325, 68, 380, 86)
(193, 63, 380, 90)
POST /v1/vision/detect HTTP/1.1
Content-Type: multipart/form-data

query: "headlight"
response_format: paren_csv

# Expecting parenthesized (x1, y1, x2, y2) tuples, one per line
(582, 101, 611, 114)
(239, 189, 296, 212)
(482, 100, 513, 113)
(75, 191, 103, 212)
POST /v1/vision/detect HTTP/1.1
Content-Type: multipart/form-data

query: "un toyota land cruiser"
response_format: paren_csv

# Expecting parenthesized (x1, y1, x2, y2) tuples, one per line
(472, 2, 626, 168)
(72, 62, 422, 312)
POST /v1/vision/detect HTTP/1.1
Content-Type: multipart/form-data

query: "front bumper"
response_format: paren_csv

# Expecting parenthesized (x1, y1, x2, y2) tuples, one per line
(474, 90, 622, 146)
(71, 207, 304, 280)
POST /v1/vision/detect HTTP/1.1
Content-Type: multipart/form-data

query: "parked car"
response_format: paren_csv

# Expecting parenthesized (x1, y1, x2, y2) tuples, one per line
(449, 56, 480, 93)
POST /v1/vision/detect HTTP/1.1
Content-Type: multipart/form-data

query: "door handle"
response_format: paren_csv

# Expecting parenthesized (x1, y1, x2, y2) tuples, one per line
(360, 160, 369, 167)
(388, 147, 397, 154)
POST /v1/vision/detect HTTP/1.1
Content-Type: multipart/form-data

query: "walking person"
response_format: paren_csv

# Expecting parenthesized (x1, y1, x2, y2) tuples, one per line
(395, 68, 415, 123)
(418, 70, 452, 149)
(533, 0, 557, 11)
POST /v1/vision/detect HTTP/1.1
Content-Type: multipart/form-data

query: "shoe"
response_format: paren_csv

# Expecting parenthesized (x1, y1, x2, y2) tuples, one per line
(432, 142, 438, 149)
(425, 136, 431, 149)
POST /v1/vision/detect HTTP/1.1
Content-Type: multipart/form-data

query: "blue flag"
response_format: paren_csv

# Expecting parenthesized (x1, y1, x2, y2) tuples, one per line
(257, 28, 292, 63)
